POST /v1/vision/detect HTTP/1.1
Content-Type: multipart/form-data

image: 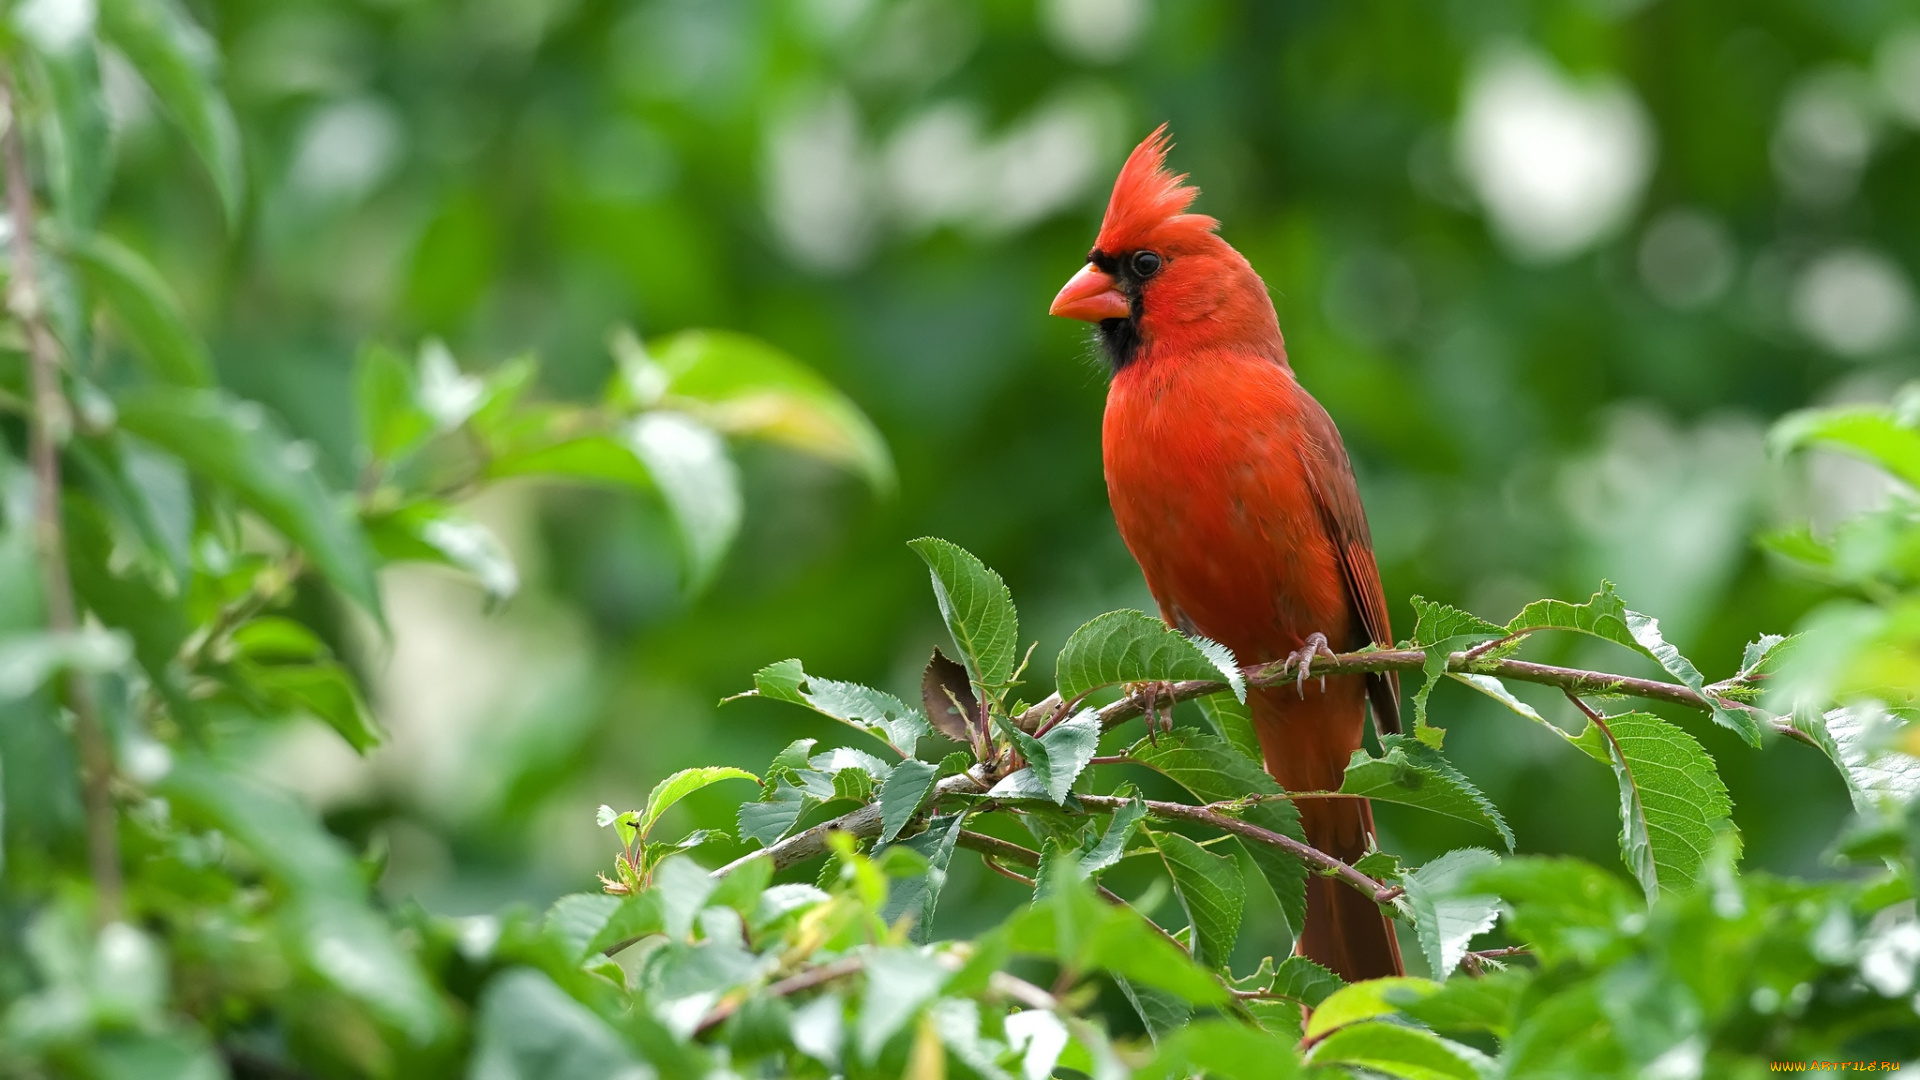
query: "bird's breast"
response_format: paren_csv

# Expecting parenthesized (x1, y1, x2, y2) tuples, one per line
(1101, 352, 1350, 661)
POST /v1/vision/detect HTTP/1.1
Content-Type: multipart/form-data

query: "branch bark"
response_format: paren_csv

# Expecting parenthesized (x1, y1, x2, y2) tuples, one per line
(1012, 643, 1775, 735)
(2, 72, 121, 919)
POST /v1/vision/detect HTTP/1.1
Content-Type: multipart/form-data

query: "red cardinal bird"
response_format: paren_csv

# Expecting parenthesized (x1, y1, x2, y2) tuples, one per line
(1051, 127, 1404, 982)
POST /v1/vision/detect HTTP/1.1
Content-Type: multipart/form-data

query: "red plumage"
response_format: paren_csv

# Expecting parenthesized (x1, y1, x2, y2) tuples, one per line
(1054, 127, 1404, 982)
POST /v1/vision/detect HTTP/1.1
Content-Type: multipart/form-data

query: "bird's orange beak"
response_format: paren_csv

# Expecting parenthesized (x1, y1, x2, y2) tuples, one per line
(1050, 264, 1131, 322)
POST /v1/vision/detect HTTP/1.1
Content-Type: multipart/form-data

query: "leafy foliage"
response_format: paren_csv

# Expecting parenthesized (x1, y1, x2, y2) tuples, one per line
(6, 5, 1920, 1075)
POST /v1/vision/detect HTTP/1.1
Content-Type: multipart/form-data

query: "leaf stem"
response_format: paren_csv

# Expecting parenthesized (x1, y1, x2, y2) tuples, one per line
(2, 71, 122, 921)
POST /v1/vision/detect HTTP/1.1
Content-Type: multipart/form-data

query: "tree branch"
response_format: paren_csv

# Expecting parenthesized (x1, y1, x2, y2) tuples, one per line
(708, 636, 1793, 890)
(1012, 643, 1779, 736)
(1077, 794, 1402, 905)
(709, 770, 991, 877)
(694, 957, 863, 1035)
(2, 71, 121, 920)
(954, 829, 1196, 955)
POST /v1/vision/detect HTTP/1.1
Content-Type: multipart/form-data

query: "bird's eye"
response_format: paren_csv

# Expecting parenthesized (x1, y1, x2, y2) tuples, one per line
(1131, 250, 1162, 278)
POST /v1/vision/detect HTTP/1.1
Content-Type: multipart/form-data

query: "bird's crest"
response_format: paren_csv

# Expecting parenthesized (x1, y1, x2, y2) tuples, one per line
(1094, 124, 1215, 253)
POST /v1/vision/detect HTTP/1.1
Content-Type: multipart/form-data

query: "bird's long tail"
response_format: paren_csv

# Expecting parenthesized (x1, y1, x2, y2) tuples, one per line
(1251, 682, 1404, 983)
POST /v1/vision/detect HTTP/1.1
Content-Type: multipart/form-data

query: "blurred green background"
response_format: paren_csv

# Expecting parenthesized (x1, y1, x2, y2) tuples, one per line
(115, 0, 1920, 956)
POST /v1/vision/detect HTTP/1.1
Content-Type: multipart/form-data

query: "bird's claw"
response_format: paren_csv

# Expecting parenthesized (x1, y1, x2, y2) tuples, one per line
(1286, 632, 1338, 698)
(1130, 680, 1179, 744)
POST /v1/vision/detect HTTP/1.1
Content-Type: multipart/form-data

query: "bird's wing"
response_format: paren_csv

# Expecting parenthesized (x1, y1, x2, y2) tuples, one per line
(1299, 395, 1402, 735)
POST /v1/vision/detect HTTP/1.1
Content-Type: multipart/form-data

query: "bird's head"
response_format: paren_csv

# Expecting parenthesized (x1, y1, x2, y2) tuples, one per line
(1050, 125, 1279, 371)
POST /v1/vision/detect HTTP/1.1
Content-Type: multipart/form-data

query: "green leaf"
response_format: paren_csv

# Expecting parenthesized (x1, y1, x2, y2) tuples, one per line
(355, 343, 433, 463)
(877, 759, 940, 843)
(162, 757, 443, 1040)
(1788, 703, 1920, 814)
(1140, 1019, 1305, 1079)
(1570, 710, 1737, 900)
(625, 410, 741, 590)
(1401, 848, 1502, 979)
(879, 812, 967, 943)
(1624, 609, 1764, 746)
(1004, 867, 1228, 1004)
(87, 1031, 226, 1080)
(752, 659, 808, 704)
(243, 659, 382, 753)
(1471, 857, 1637, 966)
(804, 677, 931, 757)
(640, 767, 758, 838)
(811, 745, 894, 781)
(1408, 640, 1461, 748)
(741, 658, 930, 756)
(1148, 828, 1245, 969)
(643, 328, 894, 491)
(14, 7, 111, 228)
(856, 947, 950, 1060)
(995, 709, 1101, 804)
(228, 617, 324, 661)
(1504, 582, 1639, 654)
(1083, 794, 1146, 875)
(0, 628, 132, 701)
(541, 893, 624, 963)
(1268, 955, 1344, 1008)
(1449, 672, 1547, 726)
(1338, 735, 1512, 848)
(1129, 728, 1309, 942)
(364, 503, 520, 601)
(1116, 976, 1193, 1042)
(1307, 1022, 1487, 1080)
(1304, 976, 1440, 1040)
(738, 773, 822, 846)
(1740, 632, 1790, 676)
(114, 388, 382, 619)
(58, 231, 211, 386)
(908, 537, 1019, 698)
(650, 854, 720, 941)
(1197, 691, 1262, 762)
(1389, 969, 1523, 1037)
(1055, 609, 1244, 703)
(471, 968, 645, 1080)
(1409, 596, 1504, 646)
(1770, 401, 1920, 490)
(99, 0, 244, 223)
(485, 429, 655, 489)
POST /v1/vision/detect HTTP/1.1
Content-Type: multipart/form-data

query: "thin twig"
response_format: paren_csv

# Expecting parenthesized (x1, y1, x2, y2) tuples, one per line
(694, 957, 864, 1035)
(1032, 686, 1097, 739)
(1460, 944, 1530, 977)
(1076, 794, 1402, 905)
(1460, 629, 1533, 664)
(2, 72, 121, 920)
(176, 552, 306, 670)
(980, 857, 1037, 888)
(988, 971, 1057, 1012)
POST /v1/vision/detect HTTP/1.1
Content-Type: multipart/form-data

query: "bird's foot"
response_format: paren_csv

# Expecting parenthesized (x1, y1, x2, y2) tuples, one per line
(1129, 680, 1180, 744)
(1285, 633, 1338, 697)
